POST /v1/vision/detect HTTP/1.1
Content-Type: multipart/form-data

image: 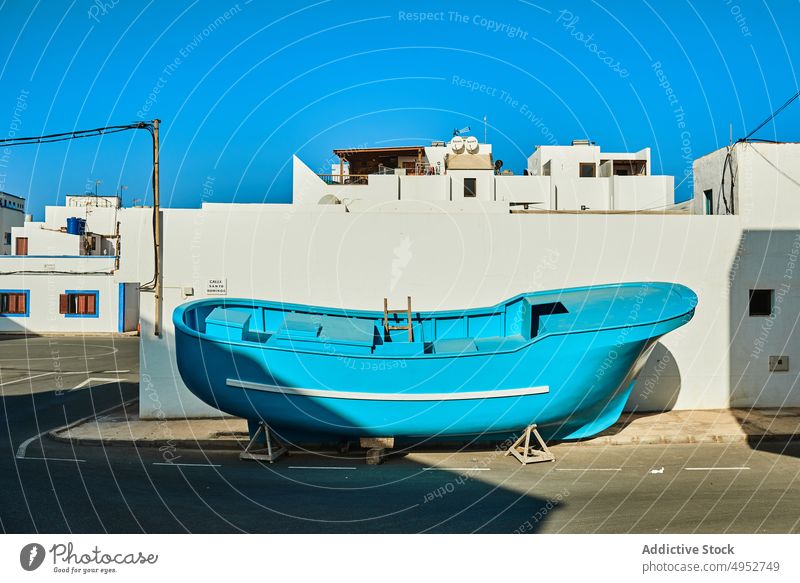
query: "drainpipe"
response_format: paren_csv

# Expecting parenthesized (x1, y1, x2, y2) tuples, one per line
(152, 119, 162, 336)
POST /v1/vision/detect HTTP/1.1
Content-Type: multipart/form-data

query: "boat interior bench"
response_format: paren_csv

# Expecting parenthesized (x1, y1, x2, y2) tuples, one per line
(202, 298, 569, 356)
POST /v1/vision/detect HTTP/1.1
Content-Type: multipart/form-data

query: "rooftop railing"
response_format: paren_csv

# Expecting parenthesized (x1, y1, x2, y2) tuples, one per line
(316, 174, 369, 185)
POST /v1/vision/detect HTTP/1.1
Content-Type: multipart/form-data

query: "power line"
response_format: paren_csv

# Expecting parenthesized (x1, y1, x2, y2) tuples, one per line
(0, 122, 152, 148)
(743, 89, 800, 141)
(1, 120, 162, 318)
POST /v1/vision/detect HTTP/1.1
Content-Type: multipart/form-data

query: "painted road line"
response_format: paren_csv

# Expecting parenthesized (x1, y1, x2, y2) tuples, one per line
(685, 467, 751, 471)
(102, 370, 131, 374)
(288, 466, 357, 470)
(68, 377, 123, 391)
(0, 371, 58, 387)
(153, 462, 222, 468)
(1, 370, 99, 388)
(0, 344, 119, 362)
(18, 457, 86, 463)
(421, 467, 491, 471)
(555, 468, 622, 471)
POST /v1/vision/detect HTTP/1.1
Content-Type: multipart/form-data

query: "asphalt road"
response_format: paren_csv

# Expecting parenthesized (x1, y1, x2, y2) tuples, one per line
(1, 336, 800, 534)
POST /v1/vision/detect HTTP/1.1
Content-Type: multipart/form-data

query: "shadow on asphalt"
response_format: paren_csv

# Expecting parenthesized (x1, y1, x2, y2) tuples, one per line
(746, 436, 800, 458)
(0, 381, 565, 534)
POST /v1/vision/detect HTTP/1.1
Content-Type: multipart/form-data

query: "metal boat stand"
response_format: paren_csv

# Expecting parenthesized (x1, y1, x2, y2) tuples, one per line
(240, 421, 287, 463)
(505, 424, 555, 464)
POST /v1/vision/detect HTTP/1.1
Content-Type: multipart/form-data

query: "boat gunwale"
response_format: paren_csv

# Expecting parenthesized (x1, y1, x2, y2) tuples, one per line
(172, 282, 697, 361)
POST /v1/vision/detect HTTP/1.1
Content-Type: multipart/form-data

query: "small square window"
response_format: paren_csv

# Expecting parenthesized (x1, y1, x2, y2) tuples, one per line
(579, 163, 596, 178)
(749, 289, 773, 316)
(464, 177, 477, 198)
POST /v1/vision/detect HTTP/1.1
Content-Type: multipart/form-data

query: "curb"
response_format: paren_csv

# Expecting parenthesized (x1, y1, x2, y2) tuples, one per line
(47, 431, 247, 451)
(48, 427, 800, 450)
(571, 432, 800, 447)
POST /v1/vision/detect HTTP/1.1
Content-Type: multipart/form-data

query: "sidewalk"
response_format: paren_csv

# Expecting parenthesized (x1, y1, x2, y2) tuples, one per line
(49, 403, 800, 450)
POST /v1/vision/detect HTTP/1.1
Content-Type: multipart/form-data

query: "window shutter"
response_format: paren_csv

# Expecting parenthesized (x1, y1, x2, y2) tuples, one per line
(59, 294, 69, 314)
(87, 294, 96, 315)
(18, 293, 26, 314)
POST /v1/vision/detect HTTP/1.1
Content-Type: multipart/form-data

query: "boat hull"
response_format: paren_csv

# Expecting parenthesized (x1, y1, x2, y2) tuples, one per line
(173, 286, 694, 440)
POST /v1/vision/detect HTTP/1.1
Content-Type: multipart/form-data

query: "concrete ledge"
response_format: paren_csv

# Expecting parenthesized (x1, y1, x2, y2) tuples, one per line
(48, 405, 800, 450)
(49, 409, 249, 451)
(577, 408, 800, 446)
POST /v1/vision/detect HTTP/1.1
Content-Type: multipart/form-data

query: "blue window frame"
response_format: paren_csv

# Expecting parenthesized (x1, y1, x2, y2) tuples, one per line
(0, 289, 30, 317)
(60, 290, 99, 318)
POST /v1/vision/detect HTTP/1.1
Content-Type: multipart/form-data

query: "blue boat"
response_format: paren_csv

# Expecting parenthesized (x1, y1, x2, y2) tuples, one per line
(172, 282, 696, 442)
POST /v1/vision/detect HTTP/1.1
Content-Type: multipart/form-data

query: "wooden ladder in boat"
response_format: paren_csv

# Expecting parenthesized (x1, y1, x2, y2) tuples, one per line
(383, 296, 414, 342)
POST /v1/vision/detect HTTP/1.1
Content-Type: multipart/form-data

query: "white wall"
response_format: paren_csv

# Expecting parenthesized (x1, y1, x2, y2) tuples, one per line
(693, 147, 730, 215)
(399, 175, 449, 202)
(12, 225, 82, 255)
(0, 267, 120, 333)
(138, 201, 756, 418)
(46, 205, 120, 236)
(292, 156, 398, 204)
(0, 206, 25, 254)
(555, 177, 612, 210)
(612, 176, 674, 210)
(495, 176, 551, 206)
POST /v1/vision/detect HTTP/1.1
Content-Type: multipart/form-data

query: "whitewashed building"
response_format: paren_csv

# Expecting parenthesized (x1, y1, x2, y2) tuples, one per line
(0, 194, 151, 334)
(295, 139, 674, 212)
(0, 191, 26, 255)
(2, 138, 798, 420)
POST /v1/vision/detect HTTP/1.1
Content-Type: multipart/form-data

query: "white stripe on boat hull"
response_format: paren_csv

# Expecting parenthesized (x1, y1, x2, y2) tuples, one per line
(227, 379, 549, 401)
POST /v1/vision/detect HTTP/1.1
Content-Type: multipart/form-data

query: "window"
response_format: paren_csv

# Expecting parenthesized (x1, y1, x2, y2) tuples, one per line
(579, 163, 596, 178)
(0, 290, 29, 316)
(704, 189, 713, 215)
(464, 177, 477, 198)
(15, 237, 28, 255)
(59, 290, 99, 318)
(749, 289, 773, 316)
(3, 232, 10, 245)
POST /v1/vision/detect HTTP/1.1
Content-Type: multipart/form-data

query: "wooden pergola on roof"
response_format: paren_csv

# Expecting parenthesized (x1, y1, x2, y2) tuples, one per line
(332, 146, 426, 175)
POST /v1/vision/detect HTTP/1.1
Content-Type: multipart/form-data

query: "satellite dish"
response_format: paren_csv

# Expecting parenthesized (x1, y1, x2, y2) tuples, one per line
(450, 136, 465, 152)
(465, 136, 479, 153)
(318, 194, 341, 205)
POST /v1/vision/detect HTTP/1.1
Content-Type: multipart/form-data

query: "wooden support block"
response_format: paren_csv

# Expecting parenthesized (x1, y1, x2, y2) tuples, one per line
(365, 447, 386, 465)
(360, 437, 395, 449)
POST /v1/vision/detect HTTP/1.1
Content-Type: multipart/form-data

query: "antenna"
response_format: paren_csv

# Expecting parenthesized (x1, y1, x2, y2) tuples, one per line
(729, 123, 733, 147)
(484, 115, 487, 143)
(453, 125, 471, 137)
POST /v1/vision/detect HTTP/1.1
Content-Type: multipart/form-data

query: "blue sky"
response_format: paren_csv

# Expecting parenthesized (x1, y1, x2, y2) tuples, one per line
(1, 0, 798, 217)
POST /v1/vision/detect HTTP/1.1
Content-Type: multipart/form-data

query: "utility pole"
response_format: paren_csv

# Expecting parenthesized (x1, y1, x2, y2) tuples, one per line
(152, 118, 162, 336)
(0, 120, 162, 333)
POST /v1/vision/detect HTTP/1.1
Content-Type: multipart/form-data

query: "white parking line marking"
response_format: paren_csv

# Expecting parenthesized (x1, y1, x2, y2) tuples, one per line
(555, 468, 622, 471)
(102, 370, 130, 374)
(18, 457, 85, 463)
(68, 377, 123, 392)
(288, 466, 357, 470)
(421, 467, 491, 471)
(153, 462, 221, 468)
(1, 371, 58, 387)
(685, 467, 751, 471)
